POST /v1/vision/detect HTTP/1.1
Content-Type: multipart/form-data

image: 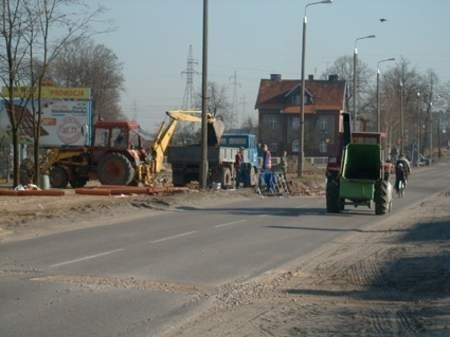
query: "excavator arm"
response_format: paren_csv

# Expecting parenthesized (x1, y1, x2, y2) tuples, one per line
(150, 109, 224, 174)
(151, 110, 202, 173)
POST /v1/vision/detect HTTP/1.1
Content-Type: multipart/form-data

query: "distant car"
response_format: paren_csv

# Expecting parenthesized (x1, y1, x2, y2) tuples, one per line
(417, 154, 430, 166)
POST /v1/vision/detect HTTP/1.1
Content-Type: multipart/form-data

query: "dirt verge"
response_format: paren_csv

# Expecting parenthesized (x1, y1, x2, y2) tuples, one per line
(161, 191, 450, 337)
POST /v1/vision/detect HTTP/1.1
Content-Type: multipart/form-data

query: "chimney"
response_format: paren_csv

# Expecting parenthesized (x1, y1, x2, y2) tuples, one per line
(328, 74, 339, 81)
(308, 74, 314, 80)
(270, 74, 281, 81)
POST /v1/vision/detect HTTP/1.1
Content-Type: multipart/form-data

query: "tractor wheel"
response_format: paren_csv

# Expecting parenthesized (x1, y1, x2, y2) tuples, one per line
(97, 152, 135, 186)
(221, 167, 233, 189)
(50, 166, 69, 188)
(375, 180, 389, 215)
(69, 175, 88, 188)
(326, 178, 343, 213)
(172, 172, 185, 187)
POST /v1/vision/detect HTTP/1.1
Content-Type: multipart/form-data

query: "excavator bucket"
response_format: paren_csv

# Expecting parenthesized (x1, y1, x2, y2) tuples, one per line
(166, 109, 224, 146)
(207, 117, 224, 146)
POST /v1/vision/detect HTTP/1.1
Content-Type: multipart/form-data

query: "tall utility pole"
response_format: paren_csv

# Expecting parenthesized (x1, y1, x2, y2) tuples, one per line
(298, 0, 333, 178)
(416, 91, 421, 159)
(399, 80, 404, 155)
(428, 75, 434, 164)
(229, 70, 241, 129)
(200, 0, 209, 189)
(239, 95, 248, 123)
(181, 44, 198, 109)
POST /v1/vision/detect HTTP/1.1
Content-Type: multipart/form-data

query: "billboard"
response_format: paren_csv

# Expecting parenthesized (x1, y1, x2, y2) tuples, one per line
(0, 87, 92, 147)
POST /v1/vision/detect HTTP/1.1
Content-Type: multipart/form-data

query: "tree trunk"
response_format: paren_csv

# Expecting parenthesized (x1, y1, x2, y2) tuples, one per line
(12, 128, 19, 187)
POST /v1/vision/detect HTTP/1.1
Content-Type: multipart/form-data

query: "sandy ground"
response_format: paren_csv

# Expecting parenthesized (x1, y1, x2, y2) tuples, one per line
(0, 171, 325, 243)
(160, 191, 450, 337)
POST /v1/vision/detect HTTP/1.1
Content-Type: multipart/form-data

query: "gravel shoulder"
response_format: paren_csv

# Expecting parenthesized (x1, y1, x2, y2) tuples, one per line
(161, 191, 450, 337)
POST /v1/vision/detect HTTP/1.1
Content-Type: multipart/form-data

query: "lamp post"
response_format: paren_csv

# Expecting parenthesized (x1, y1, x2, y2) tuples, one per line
(416, 91, 421, 164)
(399, 80, 404, 155)
(376, 57, 395, 132)
(298, 0, 333, 178)
(353, 34, 375, 131)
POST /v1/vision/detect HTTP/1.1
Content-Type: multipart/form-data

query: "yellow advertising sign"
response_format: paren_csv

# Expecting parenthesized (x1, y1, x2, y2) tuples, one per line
(2, 86, 91, 100)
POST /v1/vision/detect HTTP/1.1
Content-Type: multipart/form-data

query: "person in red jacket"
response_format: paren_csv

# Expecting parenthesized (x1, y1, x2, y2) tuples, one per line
(234, 147, 244, 188)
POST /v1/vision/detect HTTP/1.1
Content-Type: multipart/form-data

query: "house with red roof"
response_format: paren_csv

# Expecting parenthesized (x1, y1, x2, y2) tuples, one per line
(255, 74, 346, 158)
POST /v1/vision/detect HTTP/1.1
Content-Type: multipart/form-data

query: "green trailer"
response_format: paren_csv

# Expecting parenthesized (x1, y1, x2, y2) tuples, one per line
(326, 142, 392, 215)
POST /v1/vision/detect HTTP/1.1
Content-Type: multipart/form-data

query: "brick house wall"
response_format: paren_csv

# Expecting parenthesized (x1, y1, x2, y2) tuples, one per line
(256, 75, 345, 157)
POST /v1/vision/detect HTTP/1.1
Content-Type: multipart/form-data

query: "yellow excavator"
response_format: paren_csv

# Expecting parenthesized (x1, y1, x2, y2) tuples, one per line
(21, 110, 224, 188)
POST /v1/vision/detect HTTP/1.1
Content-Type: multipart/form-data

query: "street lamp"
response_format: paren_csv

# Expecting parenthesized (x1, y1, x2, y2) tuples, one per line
(376, 57, 395, 132)
(399, 80, 404, 155)
(353, 34, 375, 131)
(416, 91, 421, 164)
(298, 0, 333, 178)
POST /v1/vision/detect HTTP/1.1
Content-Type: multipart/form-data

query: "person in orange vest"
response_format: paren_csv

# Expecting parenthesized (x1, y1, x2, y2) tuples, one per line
(259, 144, 275, 192)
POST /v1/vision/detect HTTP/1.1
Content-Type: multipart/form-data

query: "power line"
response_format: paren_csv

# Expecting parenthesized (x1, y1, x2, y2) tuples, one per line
(181, 44, 199, 109)
(229, 70, 241, 128)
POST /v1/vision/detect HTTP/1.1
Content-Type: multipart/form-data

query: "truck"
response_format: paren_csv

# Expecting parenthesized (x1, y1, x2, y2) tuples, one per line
(325, 112, 393, 215)
(167, 133, 259, 188)
(22, 110, 219, 188)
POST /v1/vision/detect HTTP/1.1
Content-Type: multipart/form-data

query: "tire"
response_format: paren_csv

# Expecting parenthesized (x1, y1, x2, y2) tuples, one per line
(221, 166, 233, 189)
(69, 175, 88, 188)
(375, 180, 389, 215)
(50, 166, 69, 188)
(326, 178, 343, 213)
(172, 173, 185, 187)
(97, 152, 135, 186)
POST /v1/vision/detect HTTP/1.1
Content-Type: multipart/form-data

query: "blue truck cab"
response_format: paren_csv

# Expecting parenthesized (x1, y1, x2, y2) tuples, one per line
(220, 133, 258, 167)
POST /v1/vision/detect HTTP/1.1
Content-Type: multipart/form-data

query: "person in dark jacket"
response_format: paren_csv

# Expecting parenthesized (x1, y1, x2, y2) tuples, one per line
(234, 147, 244, 188)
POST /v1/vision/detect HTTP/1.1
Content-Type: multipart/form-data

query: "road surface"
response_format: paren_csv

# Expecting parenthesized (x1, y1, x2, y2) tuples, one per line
(0, 163, 448, 337)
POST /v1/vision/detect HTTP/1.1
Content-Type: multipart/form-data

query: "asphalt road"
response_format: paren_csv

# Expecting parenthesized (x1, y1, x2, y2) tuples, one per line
(1, 163, 449, 337)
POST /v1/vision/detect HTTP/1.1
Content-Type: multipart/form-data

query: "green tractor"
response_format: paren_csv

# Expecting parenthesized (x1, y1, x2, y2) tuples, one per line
(326, 113, 393, 215)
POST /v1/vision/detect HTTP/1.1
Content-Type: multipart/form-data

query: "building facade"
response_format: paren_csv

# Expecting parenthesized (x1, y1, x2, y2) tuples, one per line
(255, 74, 346, 157)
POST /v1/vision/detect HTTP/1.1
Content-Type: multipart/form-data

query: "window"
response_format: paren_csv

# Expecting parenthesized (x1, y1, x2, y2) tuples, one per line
(263, 115, 280, 130)
(319, 140, 327, 153)
(291, 117, 299, 129)
(94, 128, 109, 147)
(130, 130, 141, 149)
(319, 117, 328, 131)
(111, 128, 127, 149)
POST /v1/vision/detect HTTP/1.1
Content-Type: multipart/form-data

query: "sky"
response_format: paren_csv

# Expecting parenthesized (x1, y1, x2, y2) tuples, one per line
(93, 0, 450, 131)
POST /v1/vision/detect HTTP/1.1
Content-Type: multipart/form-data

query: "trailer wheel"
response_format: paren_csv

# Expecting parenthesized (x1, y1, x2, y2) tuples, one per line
(50, 166, 69, 188)
(172, 173, 185, 187)
(98, 152, 135, 186)
(375, 180, 389, 215)
(69, 175, 88, 188)
(326, 178, 343, 213)
(221, 167, 233, 189)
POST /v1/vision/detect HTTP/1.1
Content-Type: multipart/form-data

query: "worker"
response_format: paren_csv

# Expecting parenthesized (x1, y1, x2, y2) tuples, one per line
(234, 147, 244, 189)
(396, 155, 411, 182)
(258, 144, 274, 193)
(395, 162, 407, 195)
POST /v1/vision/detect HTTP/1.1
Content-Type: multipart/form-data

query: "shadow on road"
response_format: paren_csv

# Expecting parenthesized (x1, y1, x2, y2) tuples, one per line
(177, 206, 328, 217)
(267, 225, 408, 234)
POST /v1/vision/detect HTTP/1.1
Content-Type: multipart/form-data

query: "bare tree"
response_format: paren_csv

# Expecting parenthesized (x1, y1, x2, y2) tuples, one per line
(321, 55, 374, 114)
(195, 81, 232, 128)
(24, 0, 107, 182)
(0, 0, 31, 186)
(49, 37, 124, 121)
